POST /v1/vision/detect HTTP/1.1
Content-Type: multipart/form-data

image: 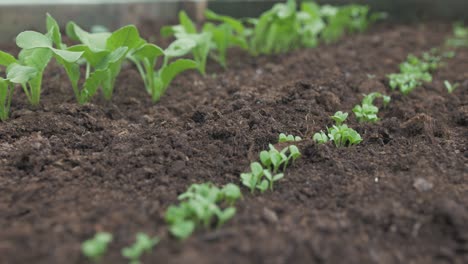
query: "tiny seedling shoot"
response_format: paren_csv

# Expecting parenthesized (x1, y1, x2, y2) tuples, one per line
(82, 232, 113, 262)
(122, 233, 160, 264)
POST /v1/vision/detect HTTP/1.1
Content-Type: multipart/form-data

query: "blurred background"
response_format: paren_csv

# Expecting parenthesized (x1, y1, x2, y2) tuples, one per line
(0, 0, 467, 43)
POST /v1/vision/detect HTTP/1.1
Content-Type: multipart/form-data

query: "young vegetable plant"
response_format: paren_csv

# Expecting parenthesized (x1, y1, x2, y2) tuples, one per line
(202, 10, 249, 68)
(127, 37, 198, 102)
(313, 131, 329, 144)
(313, 111, 362, 147)
(122, 233, 159, 264)
(387, 51, 444, 95)
(248, 0, 304, 55)
(447, 23, 468, 47)
(14, 15, 83, 105)
(165, 182, 241, 240)
(278, 133, 302, 143)
(82, 232, 113, 263)
(444, 80, 459, 94)
(64, 17, 145, 103)
(242, 144, 301, 193)
(0, 51, 37, 121)
(162, 11, 212, 75)
(353, 92, 390, 123)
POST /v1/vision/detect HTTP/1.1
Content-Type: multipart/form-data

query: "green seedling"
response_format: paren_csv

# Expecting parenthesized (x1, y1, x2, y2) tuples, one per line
(444, 80, 459, 94)
(353, 92, 390, 122)
(165, 182, 240, 240)
(249, 0, 304, 55)
(314, 111, 362, 147)
(243, 144, 300, 193)
(64, 17, 145, 103)
(14, 14, 83, 105)
(203, 10, 248, 68)
(327, 124, 362, 147)
(313, 131, 329, 144)
(82, 232, 113, 262)
(260, 144, 288, 173)
(122, 233, 159, 264)
(0, 51, 37, 121)
(278, 133, 302, 143)
(162, 11, 212, 75)
(387, 50, 446, 95)
(331, 111, 348, 125)
(240, 162, 265, 193)
(128, 37, 198, 102)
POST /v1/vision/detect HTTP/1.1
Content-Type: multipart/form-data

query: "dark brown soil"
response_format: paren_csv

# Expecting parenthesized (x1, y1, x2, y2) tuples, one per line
(0, 23, 467, 264)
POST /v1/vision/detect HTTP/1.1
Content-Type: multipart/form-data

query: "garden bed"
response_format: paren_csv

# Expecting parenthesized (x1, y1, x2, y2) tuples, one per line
(0, 22, 467, 264)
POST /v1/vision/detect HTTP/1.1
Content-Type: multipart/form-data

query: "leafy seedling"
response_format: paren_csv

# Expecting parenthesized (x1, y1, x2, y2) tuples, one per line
(128, 37, 198, 102)
(278, 133, 302, 143)
(162, 11, 212, 75)
(313, 131, 329, 144)
(165, 182, 240, 240)
(0, 52, 37, 121)
(122, 233, 159, 264)
(82, 232, 113, 262)
(331, 111, 348, 125)
(64, 17, 147, 103)
(327, 124, 362, 147)
(444, 80, 459, 94)
(241, 162, 264, 193)
(353, 92, 390, 123)
(14, 15, 83, 105)
(203, 10, 248, 68)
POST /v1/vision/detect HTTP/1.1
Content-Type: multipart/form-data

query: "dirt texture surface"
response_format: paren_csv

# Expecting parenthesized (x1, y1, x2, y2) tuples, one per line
(0, 23, 467, 264)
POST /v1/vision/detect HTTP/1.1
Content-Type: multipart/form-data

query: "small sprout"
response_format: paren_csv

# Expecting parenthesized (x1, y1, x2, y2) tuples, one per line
(444, 80, 459, 94)
(122, 233, 159, 264)
(165, 182, 240, 240)
(263, 170, 284, 191)
(313, 131, 329, 144)
(331, 111, 348, 125)
(82, 232, 113, 262)
(328, 125, 362, 147)
(278, 133, 302, 143)
(221, 183, 242, 205)
(353, 92, 389, 123)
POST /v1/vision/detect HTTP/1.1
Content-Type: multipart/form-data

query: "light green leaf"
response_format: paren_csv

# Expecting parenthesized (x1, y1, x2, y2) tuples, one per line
(132, 43, 164, 62)
(6, 64, 37, 84)
(106, 25, 142, 51)
(164, 38, 197, 58)
(16, 31, 52, 49)
(160, 59, 198, 87)
(46, 13, 62, 48)
(19, 48, 53, 71)
(0, 51, 17, 66)
(51, 48, 83, 63)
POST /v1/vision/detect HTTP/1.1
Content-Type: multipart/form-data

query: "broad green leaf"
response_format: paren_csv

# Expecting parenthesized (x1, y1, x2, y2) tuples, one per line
(46, 13, 62, 48)
(19, 48, 53, 71)
(106, 25, 142, 51)
(68, 44, 108, 67)
(66, 22, 110, 51)
(0, 51, 17, 66)
(96, 46, 128, 70)
(132, 43, 164, 62)
(164, 38, 197, 58)
(160, 59, 198, 87)
(51, 48, 83, 63)
(170, 220, 195, 240)
(16, 31, 52, 49)
(6, 64, 37, 84)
